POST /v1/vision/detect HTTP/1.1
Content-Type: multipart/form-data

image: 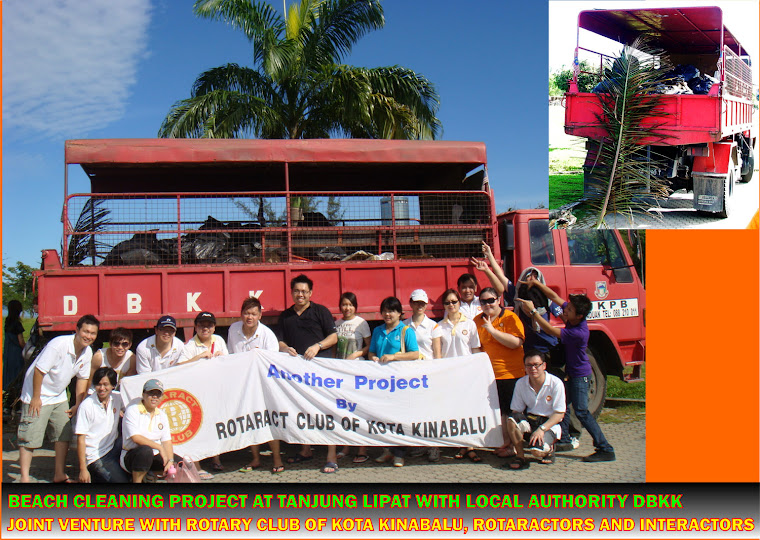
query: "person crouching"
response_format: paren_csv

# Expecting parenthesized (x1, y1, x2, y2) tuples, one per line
(120, 379, 179, 483)
(505, 350, 565, 470)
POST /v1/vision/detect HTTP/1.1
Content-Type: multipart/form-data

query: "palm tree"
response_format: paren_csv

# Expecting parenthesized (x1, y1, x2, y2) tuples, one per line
(159, 0, 441, 140)
(577, 36, 673, 228)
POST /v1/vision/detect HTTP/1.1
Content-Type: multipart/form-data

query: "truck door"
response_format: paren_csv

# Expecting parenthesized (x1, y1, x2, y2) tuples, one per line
(560, 229, 645, 345)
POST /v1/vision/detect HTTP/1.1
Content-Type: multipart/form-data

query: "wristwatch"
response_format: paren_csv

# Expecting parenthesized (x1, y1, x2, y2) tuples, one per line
(538, 425, 547, 432)
(317, 342, 324, 350)
(530, 308, 538, 317)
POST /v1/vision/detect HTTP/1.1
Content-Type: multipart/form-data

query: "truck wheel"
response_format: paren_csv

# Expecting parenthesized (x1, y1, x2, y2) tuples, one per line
(716, 170, 735, 219)
(587, 348, 607, 418)
(740, 149, 754, 183)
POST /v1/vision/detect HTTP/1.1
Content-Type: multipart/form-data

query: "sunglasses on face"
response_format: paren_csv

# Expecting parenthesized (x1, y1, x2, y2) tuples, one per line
(443, 300, 459, 306)
(144, 390, 163, 398)
(480, 297, 498, 305)
(112, 341, 130, 347)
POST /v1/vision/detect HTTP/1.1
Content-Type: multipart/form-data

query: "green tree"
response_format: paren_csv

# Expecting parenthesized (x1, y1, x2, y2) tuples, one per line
(160, 0, 441, 140)
(550, 60, 600, 95)
(3, 261, 36, 315)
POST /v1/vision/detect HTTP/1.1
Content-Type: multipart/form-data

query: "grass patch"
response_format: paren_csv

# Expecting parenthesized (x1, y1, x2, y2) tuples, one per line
(607, 364, 646, 400)
(607, 376, 645, 400)
(549, 173, 584, 208)
(600, 404, 645, 424)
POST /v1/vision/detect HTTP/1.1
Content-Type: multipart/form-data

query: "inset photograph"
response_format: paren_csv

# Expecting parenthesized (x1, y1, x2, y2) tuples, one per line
(549, 1, 759, 228)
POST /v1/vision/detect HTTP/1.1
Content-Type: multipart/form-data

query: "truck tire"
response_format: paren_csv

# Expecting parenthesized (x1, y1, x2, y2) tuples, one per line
(740, 149, 754, 183)
(587, 348, 607, 418)
(716, 170, 735, 219)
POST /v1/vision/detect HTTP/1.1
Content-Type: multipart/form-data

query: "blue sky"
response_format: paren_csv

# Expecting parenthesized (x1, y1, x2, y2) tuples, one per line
(5, 0, 755, 268)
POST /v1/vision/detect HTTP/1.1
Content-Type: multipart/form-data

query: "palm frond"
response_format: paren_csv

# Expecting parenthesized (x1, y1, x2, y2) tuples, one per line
(577, 36, 673, 228)
(67, 198, 112, 266)
(159, 90, 283, 139)
(194, 0, 284, 40)
(303, 0, 384, 68)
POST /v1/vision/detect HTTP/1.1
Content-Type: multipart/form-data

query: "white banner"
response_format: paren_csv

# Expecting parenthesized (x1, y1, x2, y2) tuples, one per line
(120, 352, 504, 461)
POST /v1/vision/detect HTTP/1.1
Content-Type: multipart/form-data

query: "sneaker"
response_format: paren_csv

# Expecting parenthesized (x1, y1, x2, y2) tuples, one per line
(555, 437, 580, 452)
(582, 450, 616, 462)
(393, 456, 404, 467)
(427, 448, 440, 462)
(143, 472, 157, 483)
(375, 449, 393, 464)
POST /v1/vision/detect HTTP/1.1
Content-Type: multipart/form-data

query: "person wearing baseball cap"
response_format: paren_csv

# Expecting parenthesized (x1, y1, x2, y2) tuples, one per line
(120, 378, 180, 483)
(177, 312, 228, 365)
(177, 311, 229, 477)
(135, 316, 184, 374)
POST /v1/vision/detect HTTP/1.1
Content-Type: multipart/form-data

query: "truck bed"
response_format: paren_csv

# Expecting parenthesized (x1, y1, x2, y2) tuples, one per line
(564, 91, 754, 145)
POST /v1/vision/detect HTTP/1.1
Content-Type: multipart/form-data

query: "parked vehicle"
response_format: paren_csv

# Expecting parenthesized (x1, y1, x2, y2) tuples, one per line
(564, 6, 755, 218)
(35, 138, 645, 414)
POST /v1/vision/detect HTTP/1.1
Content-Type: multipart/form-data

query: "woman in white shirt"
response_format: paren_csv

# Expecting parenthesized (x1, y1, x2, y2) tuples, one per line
(438, 289, 481, 358)
(335, 292, 371, 360)
(87, 327, 136, 390)
(438, 288, 483, 463)
(335, 292, 371, 463)
(403, 289, 442, 360)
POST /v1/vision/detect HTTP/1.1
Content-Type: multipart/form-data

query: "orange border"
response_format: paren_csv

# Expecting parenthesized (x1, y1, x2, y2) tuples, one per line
(647, 229, 759, 482)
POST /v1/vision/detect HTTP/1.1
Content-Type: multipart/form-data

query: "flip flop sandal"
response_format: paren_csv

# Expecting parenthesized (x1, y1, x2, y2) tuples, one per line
(286, 454, 314, 464)
(464, 450, 482, 463)
(238, 464, 261, 472)
(504, 457, 530, 470)
(54, 477, 78, 483)
(198, 470, 215, 480)
(321, 462, 339, 474)
(271, 465, 285, 474)
(539, 446, 556, 465)
(352, 454, 369, 464)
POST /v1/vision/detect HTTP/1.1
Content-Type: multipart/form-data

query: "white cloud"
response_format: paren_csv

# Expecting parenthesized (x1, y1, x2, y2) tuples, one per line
(3, 0, 152, 141)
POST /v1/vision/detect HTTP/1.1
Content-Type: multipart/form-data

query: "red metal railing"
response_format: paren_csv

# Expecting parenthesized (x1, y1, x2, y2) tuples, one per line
(63, 190, 495, 268)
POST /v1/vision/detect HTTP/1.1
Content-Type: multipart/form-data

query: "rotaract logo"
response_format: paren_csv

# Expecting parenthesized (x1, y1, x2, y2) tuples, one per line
(158, 389, 203, 444)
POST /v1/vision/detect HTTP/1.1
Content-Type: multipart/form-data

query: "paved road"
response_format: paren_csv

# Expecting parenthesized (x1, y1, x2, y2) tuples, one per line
(3, 416, 644, 484)
(549, 104, 759, 229)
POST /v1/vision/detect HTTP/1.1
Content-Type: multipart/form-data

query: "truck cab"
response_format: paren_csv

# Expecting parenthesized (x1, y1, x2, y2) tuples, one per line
(500, 210, 646, 414)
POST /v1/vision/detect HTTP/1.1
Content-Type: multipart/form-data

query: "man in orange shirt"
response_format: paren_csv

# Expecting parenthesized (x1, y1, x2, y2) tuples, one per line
(474, 287, 525, 458)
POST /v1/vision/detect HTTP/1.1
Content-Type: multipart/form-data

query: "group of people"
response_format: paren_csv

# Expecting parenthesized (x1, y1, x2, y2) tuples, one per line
(14, 242, 615, 482)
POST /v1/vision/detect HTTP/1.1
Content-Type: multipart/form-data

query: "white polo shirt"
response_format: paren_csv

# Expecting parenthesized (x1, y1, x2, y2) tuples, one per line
(227, 321, 278, 353)
(121, 401, 172, 469)
(403, 316, 443, 360)
(178, 335, 229, 363)
(20, 335, 92, 405)
(75, 392, 124, 465)
(510, 372, 566, 439)
(459, 298, 482, 320)
(438, 314, 480, 358)
(135, 335, 184, 373)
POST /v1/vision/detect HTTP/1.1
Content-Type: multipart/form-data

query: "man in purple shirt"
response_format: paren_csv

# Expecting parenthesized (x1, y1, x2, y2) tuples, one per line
(516, 279, 615, 463)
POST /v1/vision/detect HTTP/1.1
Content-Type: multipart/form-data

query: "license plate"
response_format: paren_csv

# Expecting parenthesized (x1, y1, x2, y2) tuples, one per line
(586, 298, 639, 320)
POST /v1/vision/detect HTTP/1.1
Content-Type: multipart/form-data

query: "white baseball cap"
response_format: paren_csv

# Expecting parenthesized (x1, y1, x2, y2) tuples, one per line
(410, 289, 429, 303)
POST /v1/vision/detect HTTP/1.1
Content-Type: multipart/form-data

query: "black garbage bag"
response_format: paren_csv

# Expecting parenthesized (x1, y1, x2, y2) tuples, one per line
(189, 237, 226, 263)
(317, 246, 347, 260)
(688, 75, 713, 95)
(102, 232, 162, 266)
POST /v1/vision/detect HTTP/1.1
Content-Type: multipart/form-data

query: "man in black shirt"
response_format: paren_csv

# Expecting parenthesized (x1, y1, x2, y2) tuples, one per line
(277, 274, 339, 472)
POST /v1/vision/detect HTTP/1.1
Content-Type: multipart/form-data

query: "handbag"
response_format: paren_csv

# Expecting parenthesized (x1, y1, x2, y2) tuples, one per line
(167, 458, 201, 483)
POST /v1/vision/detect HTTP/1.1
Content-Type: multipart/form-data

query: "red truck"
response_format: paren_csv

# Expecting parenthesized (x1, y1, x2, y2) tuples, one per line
(35, 138, 645, 414)
(564, 6, 755, 218)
